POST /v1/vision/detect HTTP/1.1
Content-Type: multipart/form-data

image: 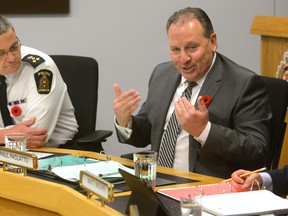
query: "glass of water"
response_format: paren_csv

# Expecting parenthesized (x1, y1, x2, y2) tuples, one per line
(180, 187, 203, 216)
(4, 133, 27, 173)
(5, 133, 27, 152)
(133, 151, 158, 191)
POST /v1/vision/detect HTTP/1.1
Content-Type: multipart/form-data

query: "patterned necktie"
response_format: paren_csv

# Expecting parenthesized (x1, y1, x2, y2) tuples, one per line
(158, 81, 197, 167)
(0, 76, 13, 126)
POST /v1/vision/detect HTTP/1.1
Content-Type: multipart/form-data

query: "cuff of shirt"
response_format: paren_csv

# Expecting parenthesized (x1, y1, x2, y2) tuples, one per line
(114, 116, 132, 141)
(194, 121, 211, 146)
(259, 172, 273, 191)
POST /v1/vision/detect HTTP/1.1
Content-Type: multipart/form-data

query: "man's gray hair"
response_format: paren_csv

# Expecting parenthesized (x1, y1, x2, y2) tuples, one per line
(0, 16, 14, 35)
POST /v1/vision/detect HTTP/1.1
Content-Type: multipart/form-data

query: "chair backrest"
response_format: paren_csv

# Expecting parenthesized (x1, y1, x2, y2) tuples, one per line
(262, 76, 288, 169)
(50, 55, 98, 140)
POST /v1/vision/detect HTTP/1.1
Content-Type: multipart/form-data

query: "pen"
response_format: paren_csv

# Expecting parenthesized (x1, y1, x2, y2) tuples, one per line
(99, 172, 119, 178)
(223, 167, 267, 182)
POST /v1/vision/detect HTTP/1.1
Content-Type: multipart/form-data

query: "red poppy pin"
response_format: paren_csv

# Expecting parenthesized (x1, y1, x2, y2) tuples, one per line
(11, 106, 22, 117)
(202, 95, 212, 106)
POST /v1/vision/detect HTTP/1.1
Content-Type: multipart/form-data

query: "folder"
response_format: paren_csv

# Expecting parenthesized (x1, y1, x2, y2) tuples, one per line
(158, 182, 236, 201)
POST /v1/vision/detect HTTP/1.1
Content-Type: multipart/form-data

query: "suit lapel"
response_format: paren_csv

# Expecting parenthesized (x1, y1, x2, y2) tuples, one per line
(189, 53, 223, 171)
(195, 54, 223, 109)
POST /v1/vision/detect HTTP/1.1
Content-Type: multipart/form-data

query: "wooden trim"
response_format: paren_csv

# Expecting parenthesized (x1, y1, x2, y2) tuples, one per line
(251, 16, 288, 38)
(0, 0, 69, 14)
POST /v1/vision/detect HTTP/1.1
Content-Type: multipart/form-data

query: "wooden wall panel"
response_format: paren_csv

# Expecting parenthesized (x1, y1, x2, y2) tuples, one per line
(0, 0, 69, 14)
(260, 36, 288, 168)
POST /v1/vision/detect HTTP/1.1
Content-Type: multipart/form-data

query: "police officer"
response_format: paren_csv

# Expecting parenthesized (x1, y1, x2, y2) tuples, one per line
(0, 16, 78, 148)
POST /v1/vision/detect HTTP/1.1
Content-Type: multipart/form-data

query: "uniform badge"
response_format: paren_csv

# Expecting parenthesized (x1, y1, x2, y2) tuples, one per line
(22, 54, 45, 68)
(34, 70, 53, 94)
(276, 51, 288, 81)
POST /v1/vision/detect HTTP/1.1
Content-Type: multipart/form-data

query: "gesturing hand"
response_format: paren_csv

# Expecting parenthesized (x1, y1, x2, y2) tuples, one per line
(174, 96, 209, 137)
(113, 83, 141, 127)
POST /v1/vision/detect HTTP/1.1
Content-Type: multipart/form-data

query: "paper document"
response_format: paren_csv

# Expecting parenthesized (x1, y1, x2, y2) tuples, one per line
(51, 160, 135, 182)
(26, 151, 53, 159)
(200, 190, 288, 216)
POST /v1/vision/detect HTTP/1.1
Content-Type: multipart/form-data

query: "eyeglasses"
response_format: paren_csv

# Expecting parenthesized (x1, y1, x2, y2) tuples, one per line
(0, 41, 22, 60)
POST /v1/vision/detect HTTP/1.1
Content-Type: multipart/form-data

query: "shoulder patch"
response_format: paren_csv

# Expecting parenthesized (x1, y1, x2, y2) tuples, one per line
(22, 54, 45, 68)
(34, 70, 53, 94)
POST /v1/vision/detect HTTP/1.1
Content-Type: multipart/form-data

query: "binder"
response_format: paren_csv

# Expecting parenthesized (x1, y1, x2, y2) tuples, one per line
(158, 182, 235, 201)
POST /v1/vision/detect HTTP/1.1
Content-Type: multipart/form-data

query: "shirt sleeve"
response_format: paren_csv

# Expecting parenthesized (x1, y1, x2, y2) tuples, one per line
(22, 61, 66, 142)
(194, 121, 211, 146)
(259, 172, 273, 191)
(114, 116, 132, 141)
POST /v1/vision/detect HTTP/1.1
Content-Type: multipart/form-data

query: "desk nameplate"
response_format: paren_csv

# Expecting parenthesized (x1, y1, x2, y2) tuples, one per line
(0, 147, 38, 170)
(80, 170, 114, 207)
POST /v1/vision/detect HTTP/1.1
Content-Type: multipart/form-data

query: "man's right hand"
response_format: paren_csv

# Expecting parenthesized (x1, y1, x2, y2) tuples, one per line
(113, 83, 141, 127)
(230, 169, 263, 192)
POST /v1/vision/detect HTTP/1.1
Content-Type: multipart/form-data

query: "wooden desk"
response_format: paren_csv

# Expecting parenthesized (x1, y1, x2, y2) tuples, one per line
(0, 148, 223, 216)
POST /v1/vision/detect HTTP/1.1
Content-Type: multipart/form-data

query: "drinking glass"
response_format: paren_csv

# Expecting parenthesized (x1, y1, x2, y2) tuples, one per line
(133, 151, 158, 190)
(4, 133, 27, 173)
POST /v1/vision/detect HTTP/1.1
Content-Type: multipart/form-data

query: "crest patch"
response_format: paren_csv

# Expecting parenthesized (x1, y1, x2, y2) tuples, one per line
(22, 54, 45, 68)
(34, 70, 53, 94)
(276, 50, 288, 81)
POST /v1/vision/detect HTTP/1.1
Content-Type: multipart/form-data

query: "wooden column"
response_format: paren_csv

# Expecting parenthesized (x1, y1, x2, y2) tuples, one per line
(251, 15, 288, 168)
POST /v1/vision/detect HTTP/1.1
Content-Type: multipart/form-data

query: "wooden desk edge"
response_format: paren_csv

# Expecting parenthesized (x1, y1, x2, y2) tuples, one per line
(0, 169, 123, 216)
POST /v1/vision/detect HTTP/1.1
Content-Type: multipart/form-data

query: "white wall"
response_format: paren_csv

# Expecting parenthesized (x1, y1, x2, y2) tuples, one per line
(4, 0, 287, 156)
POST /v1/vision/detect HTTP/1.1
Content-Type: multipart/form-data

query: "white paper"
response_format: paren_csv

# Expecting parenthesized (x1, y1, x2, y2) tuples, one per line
(26, 151, 53, 159)
(201, 190, 288, 216)
(51, 160, 134, 182)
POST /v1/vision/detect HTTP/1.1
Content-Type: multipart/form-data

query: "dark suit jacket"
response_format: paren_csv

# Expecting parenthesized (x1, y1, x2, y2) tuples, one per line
(268, 165, 288, 196)
(117, 52, 272, 178)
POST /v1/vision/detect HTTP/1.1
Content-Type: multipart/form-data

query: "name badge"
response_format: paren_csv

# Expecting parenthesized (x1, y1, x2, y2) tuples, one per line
(80, 170, 114, 206)
(0, 147, 38, 171)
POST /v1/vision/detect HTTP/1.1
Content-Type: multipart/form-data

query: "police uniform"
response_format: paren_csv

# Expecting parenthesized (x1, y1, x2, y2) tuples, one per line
(2, 46, 78, 147)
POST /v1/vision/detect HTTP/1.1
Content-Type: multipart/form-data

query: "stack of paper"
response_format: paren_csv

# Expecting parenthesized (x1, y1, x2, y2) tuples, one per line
(51, 160, 134, 182)
(200, 190, 288, 216)
(158, 184, 288, 215)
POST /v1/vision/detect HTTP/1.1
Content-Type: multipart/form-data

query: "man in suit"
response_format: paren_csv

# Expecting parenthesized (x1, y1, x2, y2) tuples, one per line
(230, 166, 288, 197)
(113, 7, 272, 178)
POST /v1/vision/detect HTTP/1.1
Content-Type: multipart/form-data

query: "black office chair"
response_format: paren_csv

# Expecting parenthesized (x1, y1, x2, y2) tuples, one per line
(50, 55, 113, 152)
(262, 76, 288, 170)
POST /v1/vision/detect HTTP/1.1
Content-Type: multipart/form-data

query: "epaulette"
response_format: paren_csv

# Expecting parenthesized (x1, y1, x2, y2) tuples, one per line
(22, 54, 45, 68)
